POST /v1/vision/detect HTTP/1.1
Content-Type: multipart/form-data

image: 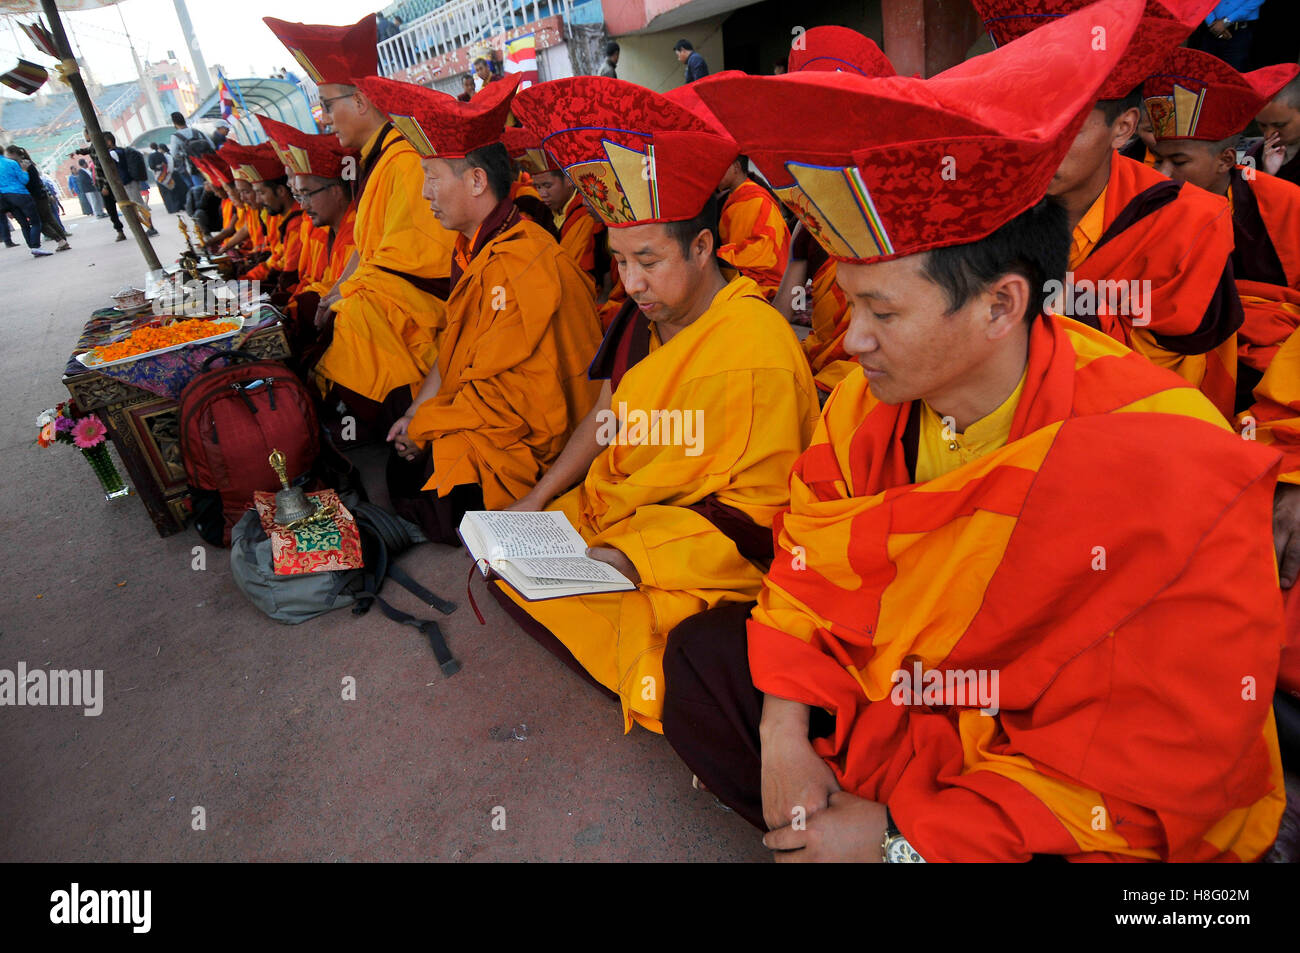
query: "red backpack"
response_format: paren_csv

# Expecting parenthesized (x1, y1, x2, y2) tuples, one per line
(179, 350, 319, 546)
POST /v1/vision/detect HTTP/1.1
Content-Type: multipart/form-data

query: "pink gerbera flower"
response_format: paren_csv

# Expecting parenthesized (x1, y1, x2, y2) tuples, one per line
(71, 417, 108, 449)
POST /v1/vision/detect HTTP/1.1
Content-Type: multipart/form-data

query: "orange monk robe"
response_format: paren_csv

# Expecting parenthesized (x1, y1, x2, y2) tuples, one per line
(1230, 167, 1300, 374)
(789, 226, 856, 395)
(294, 218, 333, 293)
(1237, 327, 1300, 697)
(749, 315, 1285, 862)
(246, 208, 307, 285)
(555, 189, 605, 283)
(500, 276, 819, 733)
(317, 124, 458, 403)
(718, 179, 791, 303)
(288, 208, 358, 359)
(507, 177, 555, 238)
(1067, 151, 1242, 419)
(220, 197, 237, 231)
(596, 257, 628, 332)
(408, 204, 603, 508)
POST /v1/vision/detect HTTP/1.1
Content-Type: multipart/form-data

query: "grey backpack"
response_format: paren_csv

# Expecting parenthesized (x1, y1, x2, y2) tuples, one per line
(230, 500, 461, 674)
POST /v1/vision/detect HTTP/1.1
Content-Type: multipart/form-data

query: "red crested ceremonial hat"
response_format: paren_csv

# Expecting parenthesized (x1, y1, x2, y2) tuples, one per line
(218, 141, 286, 183)
(970, 0, 1211, 99)
(788, 25, 895, 77)
(690, 0, 1144, 264)
(511, 76, 739, 226)
(263, 14, 377, 86)
(192, 153, 233, 187)
(1143, 47, 1300, 141)
(256, 113, 357, 179)
(354, 74, 520, 159)
(501, 125, 560, 174)
(663, 71, 745, 137)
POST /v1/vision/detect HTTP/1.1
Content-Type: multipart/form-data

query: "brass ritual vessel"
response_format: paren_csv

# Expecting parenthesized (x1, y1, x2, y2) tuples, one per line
(268, 449, 336, 529)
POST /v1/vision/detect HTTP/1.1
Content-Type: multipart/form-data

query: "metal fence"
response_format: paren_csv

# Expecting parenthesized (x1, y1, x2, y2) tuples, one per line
(377, 0, 575, 77)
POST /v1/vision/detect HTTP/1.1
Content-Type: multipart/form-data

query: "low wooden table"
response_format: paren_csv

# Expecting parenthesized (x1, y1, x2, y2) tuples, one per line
(62, 308, 291, 537)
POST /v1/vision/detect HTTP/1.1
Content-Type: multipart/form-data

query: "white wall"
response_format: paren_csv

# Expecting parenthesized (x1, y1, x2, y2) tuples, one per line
(612, 13, 729, 93)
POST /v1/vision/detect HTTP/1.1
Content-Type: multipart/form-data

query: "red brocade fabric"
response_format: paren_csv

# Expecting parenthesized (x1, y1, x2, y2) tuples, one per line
(193, 154, 233, 187)
(691, 0, 1144, 264)
(257, 113, 357, 179)
(501, 126, 560, 173)
(512, 76, 739, 226)
(971, 0, 1210, 99)
(1144, 48, 1300, 142)
(355, 74, 520, 159)
(262, 14, 377, 86)
(788, 25, 896, 77)
(218, 141, 284, 182)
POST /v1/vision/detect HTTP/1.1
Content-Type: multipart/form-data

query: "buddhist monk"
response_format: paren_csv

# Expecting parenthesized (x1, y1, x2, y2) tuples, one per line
(498, 127, 561, 239)
(265, 14, 457, 431)
(973, 1, 1242, 419)
(1145, 50, 1300, 409)
(354, 75, 604, 544)
(666, 0, 1285, 862)
(256, 114, 360, 367)
(1247, 75, 1300, 187)
(502, 76, 819, 733)
(534, 167, 606, 287)
(771, 25, 896, 395)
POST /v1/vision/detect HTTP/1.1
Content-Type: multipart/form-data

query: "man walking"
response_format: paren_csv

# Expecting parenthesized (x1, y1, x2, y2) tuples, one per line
(599, 41, 619, 78)
(168, 110, 211, 191)
(104, 131, 158, 236)
(673, 39, 709, 84)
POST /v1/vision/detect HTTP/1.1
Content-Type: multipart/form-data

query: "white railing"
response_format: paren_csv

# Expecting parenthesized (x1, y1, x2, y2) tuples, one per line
(377, 0, 575, 77)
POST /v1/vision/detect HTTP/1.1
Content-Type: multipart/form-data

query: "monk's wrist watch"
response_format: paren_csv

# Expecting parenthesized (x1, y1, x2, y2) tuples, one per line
(881, 807, 926, 863)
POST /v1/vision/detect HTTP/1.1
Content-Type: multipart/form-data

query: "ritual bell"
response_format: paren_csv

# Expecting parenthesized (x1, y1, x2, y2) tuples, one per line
(268, 449, 315, 525)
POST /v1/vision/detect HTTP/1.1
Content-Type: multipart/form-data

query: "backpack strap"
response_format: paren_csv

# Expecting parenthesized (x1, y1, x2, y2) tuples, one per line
(368, 594, 461, 676)
(386, 562, 457, 615)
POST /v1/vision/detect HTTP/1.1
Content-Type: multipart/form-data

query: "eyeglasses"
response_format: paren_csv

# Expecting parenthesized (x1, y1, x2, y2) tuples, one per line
(318, 92, 356, 114)
(291, 183, 341, 203)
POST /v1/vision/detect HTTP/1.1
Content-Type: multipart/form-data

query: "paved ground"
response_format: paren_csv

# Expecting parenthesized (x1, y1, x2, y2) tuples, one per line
(0, 204, 768, 862)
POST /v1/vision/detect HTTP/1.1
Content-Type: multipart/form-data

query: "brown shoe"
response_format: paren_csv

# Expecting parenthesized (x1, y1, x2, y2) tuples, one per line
(114, 232, 127, 242)
(55, 241, 71, 252)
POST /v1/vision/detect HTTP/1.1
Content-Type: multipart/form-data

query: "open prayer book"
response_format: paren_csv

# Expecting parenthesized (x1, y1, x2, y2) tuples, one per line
(458, 510, 637, 601)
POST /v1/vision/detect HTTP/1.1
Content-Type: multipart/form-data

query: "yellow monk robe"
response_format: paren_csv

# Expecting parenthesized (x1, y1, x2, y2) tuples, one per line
(500, 276, 819, 733)
(554, 189, 604, 282)
(317, 123, 458, 403)
(1067, 152, 1241, 419)
(751, 315, 1286, 861)
(1231, 167, 1300, 375)
(409, 200, 603, 507)
(718, 179, 791, 303)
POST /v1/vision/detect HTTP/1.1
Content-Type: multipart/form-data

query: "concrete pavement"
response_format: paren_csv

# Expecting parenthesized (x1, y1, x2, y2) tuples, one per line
(0, 204, 768, 862)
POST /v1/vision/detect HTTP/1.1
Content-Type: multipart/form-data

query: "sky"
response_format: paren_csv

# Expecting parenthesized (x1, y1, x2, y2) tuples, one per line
(0, 0, 382, 99)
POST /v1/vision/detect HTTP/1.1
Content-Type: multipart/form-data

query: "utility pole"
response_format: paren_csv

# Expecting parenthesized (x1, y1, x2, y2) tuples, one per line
(39, 0, 160, 272)
(117, 4, 165, 128)
(172, 0, 213, 100)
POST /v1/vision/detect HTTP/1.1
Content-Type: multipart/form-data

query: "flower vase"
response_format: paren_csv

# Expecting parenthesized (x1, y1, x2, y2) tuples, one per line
(82, 443, 131, 501)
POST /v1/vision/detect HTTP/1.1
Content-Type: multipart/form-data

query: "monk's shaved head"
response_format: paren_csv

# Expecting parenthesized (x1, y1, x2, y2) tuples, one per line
(1151, 136, 1238, 195)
